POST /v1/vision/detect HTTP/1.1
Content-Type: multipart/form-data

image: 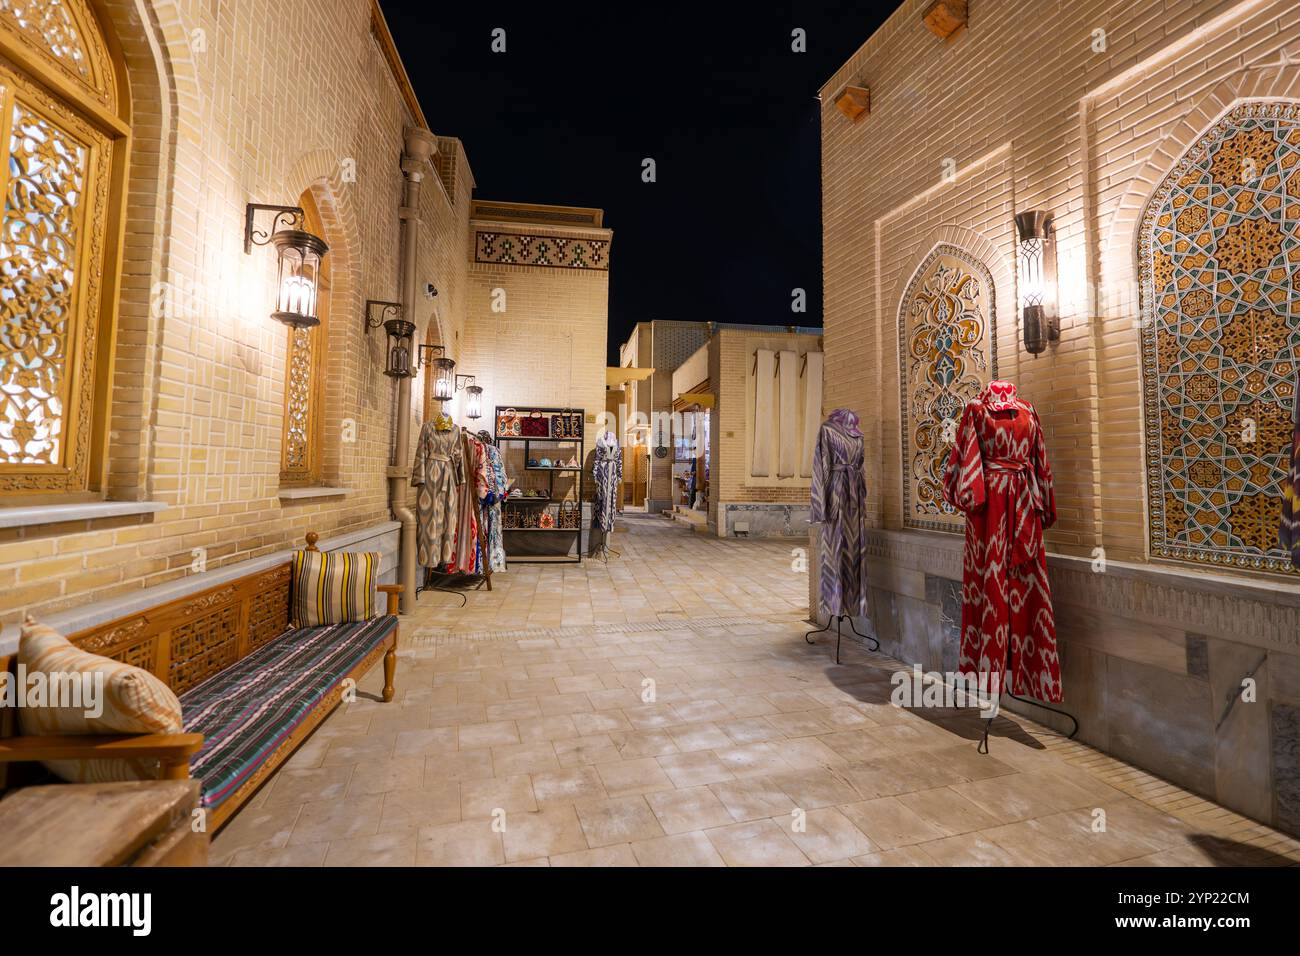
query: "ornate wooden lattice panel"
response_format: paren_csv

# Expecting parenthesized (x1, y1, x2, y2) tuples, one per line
(0, 0, 115, 110)
(1140, 103, 1300, 575)
(75, 618, 156, 673)
(898, 244, 997, 532)
(248, 566, 292, 651)
(66, 563, 296, 694)
(168, 601, 240, 694)
(0, 63, 111, 493)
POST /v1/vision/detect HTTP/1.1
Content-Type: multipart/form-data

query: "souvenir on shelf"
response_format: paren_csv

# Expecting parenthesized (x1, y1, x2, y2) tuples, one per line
(497, 408, 522, 438)
(495, 404, 586, 564)
(551, 411, 582, 439)
(521, 409, 549, 437)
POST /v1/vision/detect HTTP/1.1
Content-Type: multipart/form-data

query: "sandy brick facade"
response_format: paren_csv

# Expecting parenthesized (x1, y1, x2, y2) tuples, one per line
(819, 0, 1300, 833)
(615, 321, 710, 511)
(462, 209, 611, 473)
(710, 329, 823, 536)
(0, 2, 607, 635)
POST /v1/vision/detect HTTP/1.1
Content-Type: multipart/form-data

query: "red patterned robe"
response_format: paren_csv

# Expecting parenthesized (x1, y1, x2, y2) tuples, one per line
(942, 381, 1062, 703)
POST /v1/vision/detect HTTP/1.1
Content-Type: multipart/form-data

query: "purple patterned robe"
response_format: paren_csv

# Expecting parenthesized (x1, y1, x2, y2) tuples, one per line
(1283, 371, 1300, 568)
(810, 409, 870, 617)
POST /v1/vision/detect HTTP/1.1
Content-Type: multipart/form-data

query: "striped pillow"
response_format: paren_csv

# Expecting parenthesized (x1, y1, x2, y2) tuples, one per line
(17, 619, 183, 784)
(291, 549, 380, 627)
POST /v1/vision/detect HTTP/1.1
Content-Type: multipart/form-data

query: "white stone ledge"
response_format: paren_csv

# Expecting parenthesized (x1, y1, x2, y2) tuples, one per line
(0, 520, 401, 656)
(0, 500, 167, 530)
(278, 486, 355, 501)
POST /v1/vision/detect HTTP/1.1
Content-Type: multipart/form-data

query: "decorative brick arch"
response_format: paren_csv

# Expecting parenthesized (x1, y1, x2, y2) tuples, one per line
(1105, 68, 1300, 297)
(96, 0, 203, 499)
(294, 171, 361, 483)
(1128, 91, 1300, 576)
(887, 226, 1014, 325)
(895, 236, 1004, 532)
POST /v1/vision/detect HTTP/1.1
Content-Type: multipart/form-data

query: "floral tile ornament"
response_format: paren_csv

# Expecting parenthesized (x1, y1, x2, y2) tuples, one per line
(898, 245, 997, 532)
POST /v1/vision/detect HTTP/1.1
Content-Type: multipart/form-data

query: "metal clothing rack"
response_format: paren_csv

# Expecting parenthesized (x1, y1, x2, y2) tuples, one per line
(495, 405, 586, 564)
(416, 427, 495, 602)
(805, 614, 880, 664)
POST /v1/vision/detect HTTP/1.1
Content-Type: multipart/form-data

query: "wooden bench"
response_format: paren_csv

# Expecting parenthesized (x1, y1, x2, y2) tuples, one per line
(0, 531, 401, 833)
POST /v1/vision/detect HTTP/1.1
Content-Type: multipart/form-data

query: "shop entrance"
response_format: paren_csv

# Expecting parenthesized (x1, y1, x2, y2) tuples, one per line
(625, 444, 648, 507)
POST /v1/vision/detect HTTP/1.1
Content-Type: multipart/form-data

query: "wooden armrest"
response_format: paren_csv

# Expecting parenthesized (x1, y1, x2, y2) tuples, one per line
(0, 733, 204, 780)
(377, 583, 403, 615)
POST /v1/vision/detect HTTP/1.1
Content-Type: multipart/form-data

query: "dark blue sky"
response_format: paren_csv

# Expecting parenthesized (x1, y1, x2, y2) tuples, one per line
(382, 2, 897, 363)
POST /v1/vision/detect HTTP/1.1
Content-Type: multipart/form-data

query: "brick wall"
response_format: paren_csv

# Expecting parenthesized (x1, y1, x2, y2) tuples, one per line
(462, 215, 611, 474)
(714, 329, 823, 507)
(3, 1, 494, 628)
(821, 0, 1300, 562)
(818, 0, 1300, 834)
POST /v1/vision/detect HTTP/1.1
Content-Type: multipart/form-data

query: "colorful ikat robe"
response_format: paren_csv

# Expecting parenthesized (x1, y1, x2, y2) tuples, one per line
(942, 381, 1063, 703)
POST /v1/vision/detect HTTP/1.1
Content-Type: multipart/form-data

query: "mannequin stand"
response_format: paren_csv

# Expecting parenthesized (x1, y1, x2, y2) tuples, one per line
(805, 614, 880, 664)
(589, 528, 620, 563)
(977, 692, 1079, 754)
(416, 567, 489, 607)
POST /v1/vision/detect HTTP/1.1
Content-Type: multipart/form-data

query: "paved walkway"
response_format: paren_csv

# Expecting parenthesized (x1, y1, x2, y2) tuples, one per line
(211, 515, 1300, 866)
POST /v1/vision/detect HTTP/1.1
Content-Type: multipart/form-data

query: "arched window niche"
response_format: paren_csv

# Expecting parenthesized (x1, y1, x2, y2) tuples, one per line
(898, 243, 998, 533)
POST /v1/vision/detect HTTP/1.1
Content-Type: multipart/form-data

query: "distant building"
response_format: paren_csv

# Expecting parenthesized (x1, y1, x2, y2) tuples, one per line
(671, 327, 823, 537)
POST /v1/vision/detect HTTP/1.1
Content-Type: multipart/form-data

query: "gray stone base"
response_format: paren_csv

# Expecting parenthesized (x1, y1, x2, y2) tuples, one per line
(720, 503, 811, 538)
(808, 526, 1300, 838)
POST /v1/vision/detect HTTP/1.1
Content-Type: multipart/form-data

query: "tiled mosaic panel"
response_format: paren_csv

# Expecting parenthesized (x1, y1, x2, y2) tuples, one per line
(898, 245, 996, 532)
(475, 231, 610, 270)
(1140, 104, 1300, 574)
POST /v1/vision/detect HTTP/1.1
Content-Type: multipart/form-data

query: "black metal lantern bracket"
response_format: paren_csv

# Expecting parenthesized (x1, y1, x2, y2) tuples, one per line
(417, 343, 446, 369)
(455, 374, 476, 392)
(244, 203, 303, 254)
(364, 299, 404, 333)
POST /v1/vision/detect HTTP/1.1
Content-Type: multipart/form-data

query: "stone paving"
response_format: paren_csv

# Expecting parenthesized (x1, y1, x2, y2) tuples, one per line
(211, 515, 1300, 866)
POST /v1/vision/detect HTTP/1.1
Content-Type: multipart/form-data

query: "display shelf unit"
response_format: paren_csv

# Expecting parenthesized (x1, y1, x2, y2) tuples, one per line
(495, 405, 585, 564)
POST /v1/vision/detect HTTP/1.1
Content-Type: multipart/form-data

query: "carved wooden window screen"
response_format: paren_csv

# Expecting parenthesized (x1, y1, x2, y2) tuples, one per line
(0, 0, 119, 496)
(279, 189, 329, 485)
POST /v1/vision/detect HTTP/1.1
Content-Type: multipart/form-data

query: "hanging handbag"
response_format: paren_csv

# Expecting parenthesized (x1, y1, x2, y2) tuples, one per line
(550, 411, 582, 439)
(559, 500, 580, 529)
(524, 508, 541, 529)
(497, 408, 521, 438)
(539, 510, 556, 529)
(503, 507, 520, 529)
(521, 409, 549, 437)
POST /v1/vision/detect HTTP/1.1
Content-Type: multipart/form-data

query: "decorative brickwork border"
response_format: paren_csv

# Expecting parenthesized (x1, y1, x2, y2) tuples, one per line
(475, 230, 611, 271)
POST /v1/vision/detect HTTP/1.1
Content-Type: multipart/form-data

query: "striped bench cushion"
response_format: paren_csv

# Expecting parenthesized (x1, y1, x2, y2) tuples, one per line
(180, 615, 397, 811)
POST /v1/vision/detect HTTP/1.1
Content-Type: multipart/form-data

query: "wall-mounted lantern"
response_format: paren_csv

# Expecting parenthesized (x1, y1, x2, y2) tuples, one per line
(1015, 210, 1059, 355)
(418, 344, 456, 401)
(244, 203, 329, 329)
(455, 375, 483, 419)
(364, 300, 414, 378)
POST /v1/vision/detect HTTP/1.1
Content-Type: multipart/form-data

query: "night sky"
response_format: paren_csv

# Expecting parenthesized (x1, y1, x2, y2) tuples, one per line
(382, 2, 898, 364)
